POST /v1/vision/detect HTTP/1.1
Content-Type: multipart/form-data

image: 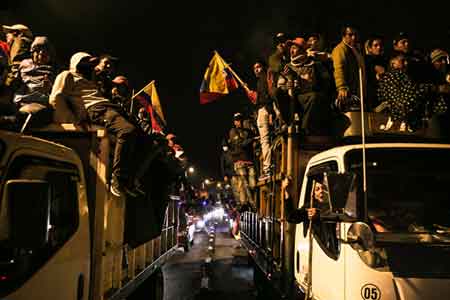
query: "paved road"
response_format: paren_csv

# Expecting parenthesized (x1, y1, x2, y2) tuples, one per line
(163, 222, 257, 300)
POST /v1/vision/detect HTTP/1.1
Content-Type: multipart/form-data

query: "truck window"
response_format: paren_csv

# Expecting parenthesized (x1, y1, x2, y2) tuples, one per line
(0, 156, 79, 297)
(304, 161, 340, 260)
(345, 148, 450, 236)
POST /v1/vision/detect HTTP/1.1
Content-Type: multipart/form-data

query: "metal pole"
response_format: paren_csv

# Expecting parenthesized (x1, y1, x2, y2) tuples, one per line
(358, 67, 368, 221)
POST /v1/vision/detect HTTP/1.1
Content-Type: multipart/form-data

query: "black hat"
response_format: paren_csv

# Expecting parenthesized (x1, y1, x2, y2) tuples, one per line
(273, 32, 288, 45)
(393, 32, 409, 45)
(233, 112, 243, 121)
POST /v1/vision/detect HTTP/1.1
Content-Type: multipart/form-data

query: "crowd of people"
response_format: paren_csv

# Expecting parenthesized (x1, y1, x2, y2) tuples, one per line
(220, 25, 450, 212)
(0, 23, 190, 198)
(2, 23, 450, 209)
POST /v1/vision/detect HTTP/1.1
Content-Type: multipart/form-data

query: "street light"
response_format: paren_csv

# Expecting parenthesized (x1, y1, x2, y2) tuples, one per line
(204, 179, 210, 185)
(188, 166, 195, 174)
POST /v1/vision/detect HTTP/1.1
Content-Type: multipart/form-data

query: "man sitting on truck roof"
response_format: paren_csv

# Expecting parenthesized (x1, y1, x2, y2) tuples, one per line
(50, 52, 139, 197)
(11, 36, 56, 130)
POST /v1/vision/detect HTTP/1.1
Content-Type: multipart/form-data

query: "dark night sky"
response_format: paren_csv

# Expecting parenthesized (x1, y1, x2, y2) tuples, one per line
(2, 0, 450, 180)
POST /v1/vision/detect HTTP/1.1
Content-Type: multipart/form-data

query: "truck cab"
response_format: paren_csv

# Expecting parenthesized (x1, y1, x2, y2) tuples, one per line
(295, 143, 450, 299)
(0, 125, 182, 300)
(240, 109, 450, 300)
(0, 129, 91, 299)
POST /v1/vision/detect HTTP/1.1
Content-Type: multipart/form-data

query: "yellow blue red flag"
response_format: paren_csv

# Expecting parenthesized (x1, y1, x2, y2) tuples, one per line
(134, 80, 166, 133)
(200, 51, 238, 104)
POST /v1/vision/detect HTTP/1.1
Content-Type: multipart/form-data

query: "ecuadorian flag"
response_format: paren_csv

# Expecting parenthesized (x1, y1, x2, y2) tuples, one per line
(200, 51, 238, 104)
(134, 80, 166, 133)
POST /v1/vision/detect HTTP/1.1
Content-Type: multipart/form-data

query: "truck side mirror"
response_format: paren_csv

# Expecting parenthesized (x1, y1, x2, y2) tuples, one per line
(325, 172, 358, 219)
(5, 180, 51, 248)
(346, 222, 374, 251)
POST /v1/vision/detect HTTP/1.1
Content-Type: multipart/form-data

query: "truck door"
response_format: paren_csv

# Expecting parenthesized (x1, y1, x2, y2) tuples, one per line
(1, 155, 90, 300)
(295, 161, 345, 300)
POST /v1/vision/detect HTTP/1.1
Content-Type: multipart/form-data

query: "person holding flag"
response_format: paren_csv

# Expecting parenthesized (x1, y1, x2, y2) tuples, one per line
(132, 80, 166, 134)
(243, 60, 281, 181)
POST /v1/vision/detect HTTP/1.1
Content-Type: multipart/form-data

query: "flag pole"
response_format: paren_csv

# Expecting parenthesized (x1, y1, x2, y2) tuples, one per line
(131, 80, 155, 100)
(214, 50, 248, 89)
(130, 89, 135, 115)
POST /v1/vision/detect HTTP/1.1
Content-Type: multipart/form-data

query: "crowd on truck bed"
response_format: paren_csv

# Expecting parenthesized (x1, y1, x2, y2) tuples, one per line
(220, 26, 450, 212)
(0, 23, 190, 198)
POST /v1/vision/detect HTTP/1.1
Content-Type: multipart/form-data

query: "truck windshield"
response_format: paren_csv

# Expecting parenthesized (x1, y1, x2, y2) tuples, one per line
(346, 148, 450, 239)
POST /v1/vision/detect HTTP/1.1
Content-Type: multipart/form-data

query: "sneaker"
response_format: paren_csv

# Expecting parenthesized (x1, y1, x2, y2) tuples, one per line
(258, 173, 271, 181)
(110, 180, 124, 197)
(110, 178, 139, 197)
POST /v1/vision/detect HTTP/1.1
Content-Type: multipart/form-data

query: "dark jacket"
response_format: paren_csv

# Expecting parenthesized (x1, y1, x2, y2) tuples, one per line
(229, 126, 254, 163)
(364, 54, 387, 110)
(255, 71, 275, 115)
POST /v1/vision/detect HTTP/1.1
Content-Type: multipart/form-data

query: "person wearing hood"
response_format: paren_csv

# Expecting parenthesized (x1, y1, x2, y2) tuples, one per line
(282, 37, 333, 135)
(13, 36, 56, 107)
(50, 52, 138, 197)
(7, 36, 56, 129)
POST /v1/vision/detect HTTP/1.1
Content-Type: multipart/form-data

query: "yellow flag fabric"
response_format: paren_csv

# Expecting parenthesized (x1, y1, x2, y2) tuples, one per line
(199, 51, 238, 104)
(139, 80, 166, 125)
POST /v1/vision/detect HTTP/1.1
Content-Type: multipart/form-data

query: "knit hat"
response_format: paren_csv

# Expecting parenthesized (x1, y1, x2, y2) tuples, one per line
(430, 49, 449, 63)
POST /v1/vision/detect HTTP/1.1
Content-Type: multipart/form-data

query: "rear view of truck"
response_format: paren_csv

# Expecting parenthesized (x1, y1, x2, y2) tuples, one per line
(0, 126, 182, 300)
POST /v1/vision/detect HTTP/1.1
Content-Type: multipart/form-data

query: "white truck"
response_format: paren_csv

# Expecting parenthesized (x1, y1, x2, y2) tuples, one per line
(240, 114, 450, 300)
(0, 125, 182, 300)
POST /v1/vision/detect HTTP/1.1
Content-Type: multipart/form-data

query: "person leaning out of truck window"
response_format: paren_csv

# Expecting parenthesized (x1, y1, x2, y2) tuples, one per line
(284, 176, 339, 253)
(282, 176, 330, 223)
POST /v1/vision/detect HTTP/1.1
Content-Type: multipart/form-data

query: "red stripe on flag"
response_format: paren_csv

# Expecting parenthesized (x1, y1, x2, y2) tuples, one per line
(200, 92, 227, 104)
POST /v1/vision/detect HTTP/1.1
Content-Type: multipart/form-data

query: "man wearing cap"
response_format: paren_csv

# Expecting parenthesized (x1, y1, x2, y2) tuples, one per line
(282, 37, 332, 135)
(228, 112, 256, 211)
(391, 32, 432, 83)
(268, 32, 291, 124)
(50, 52, 138, 197)
(2, 24, 33, 87)
(95, 54, 119, 100)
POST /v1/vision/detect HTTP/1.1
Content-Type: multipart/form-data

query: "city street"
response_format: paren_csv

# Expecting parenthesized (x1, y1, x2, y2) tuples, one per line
(163, 222, 257, 300)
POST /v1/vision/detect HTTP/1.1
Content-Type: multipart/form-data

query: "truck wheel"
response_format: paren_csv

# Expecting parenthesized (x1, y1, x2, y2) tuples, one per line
(150, 269, 164, 300)
(127, 268, 164, 300)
